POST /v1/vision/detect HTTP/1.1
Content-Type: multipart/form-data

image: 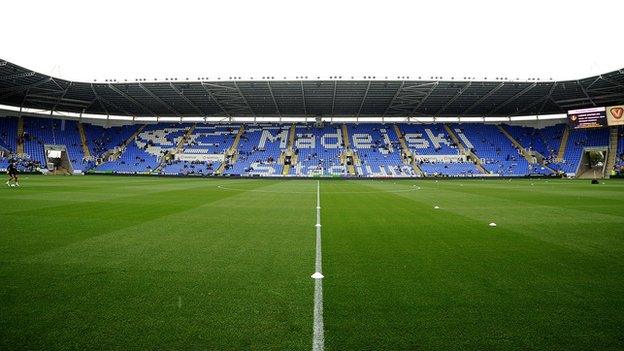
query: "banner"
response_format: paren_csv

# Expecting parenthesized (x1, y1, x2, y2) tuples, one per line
(606, 105, 624, 126)
(412, 154, 467, 163)
(175, 153, 224, 162)
(567, 106, 607, 129)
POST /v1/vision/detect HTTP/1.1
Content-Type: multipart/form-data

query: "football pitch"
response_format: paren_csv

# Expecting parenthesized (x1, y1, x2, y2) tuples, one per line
(1, 176, 624, 350)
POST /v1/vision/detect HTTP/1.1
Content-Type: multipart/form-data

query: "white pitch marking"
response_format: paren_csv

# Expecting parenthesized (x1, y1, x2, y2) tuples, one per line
(489, 222, 497, 227)
(434, 205, 440, 209)
(312, 180, 324, 351)
(311, 272, 324, 279)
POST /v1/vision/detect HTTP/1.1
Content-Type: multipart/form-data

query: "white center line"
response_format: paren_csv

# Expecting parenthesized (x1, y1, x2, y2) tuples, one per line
(312, 180, 324, 351)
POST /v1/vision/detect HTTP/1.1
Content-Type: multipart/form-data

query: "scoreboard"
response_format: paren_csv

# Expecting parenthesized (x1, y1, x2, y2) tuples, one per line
(567, 106, 608, 129)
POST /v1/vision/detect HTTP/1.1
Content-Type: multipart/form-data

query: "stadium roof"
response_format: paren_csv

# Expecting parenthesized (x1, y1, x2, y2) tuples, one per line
(1, 59, 623, 120)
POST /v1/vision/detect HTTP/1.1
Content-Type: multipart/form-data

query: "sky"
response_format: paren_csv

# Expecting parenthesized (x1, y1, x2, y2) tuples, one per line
(2, 0, 623, 83)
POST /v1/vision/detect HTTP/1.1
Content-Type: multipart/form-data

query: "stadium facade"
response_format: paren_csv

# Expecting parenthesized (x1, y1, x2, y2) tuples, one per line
(0, 59, 623, 178)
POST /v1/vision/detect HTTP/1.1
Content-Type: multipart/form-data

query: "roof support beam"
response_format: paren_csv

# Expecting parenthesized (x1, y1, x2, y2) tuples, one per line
(510, 82, 557, 116)
(266, 82, 281, 117)
(233, 82, 255, 116)
(138, 83, 181, 116)
(331, 81, 337, 116)
(460, 82, 504, 116)
(538, 82, 558, 114)
(20, 88, 31, 110)
(598, 75, 624, 89)
(168, 83, 205, 116)
(50, 82, 73, 114)
(90, 84, 109, 115)
(108, 84, 158, 116)
(577, 80, 596, 106)
(91, 84, 136, 116)
(585, 76, 602, 89)
(409, 82, 439, 115)
(487, 83, 537, 116)
(382, 81, 405, 117)
(300, 81, 307, 116)
(0, 77, 52, 99)
(436, 82, 471, 115)
(555, 92, 624, 105)
(199, 82, 231, 117)
(356, 81, 372, 117)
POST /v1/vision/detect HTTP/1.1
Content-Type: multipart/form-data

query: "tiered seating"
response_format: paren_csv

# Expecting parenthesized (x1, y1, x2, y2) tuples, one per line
(161, 160, 219, 175)
(22, 117, 88, 171)
(615, 126, 624, 174)
(0, 117, 17, 169)
(536, 124, 565, 170)
(399, 124, 459, 155)
(559, 127, 610, 174)
(160, 125, 237, 175)
(95, 124, 189, 173)
(291, 125, 345, 176)
(224, 124, 287, 176)
(419, 162, 480, 176)
(0, 117, 17, 152)
(183, 125, 237, 155)
(347, 124, 413, 176)
(613, 126, 623, 175)
(83, 124, 139, 158)
(397, 123, 480, 176)
(8, 117, 613, 177)
(454, 123, 529, 176)
(504, 125, 549, 155)
(498, 125, 555, 175)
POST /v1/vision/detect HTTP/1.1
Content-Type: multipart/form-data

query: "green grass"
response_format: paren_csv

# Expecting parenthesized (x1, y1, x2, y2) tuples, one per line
(1, 176, 624, 350)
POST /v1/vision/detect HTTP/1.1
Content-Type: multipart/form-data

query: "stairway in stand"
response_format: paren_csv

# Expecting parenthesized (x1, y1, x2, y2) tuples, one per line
(101, 124, 146, 162)
(341, 124, 356, 175)
(77, 122, 92, 158)
(153, 124, 196, 173)
(392, 124, 423, 176)
(443, 124, 488, 174)
(604, 126, 619, 178)
(281, 124, 297, 175)
(16, 117, 24, 155)
(497, 125, 555, 174)
(216, 125, 245, 175)
(556, 125, 570, 161)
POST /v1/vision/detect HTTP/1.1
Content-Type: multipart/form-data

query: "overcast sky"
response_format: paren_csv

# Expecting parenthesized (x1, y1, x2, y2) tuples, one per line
(2, 0, 623, 82)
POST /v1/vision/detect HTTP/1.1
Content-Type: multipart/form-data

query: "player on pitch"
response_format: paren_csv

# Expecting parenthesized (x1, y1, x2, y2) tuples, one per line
(6, 161, 19, 187)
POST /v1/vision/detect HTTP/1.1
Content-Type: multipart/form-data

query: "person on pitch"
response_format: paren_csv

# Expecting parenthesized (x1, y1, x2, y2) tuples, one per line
(6, 161, 19, 187)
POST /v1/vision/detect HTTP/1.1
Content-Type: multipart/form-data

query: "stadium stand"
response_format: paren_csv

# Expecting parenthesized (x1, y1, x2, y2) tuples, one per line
(452, 123, 530, 176)
(0, 116, 618, 178)
(94, 124, 190, 173)
(347, 124, 412, 177)
(84, 123, 140, 159)
(21, 117, 89, 171)
(291, 125, 346, 176)
(559, 127, 610, 174)
(615, 126, 624, 175)
(159, 125, 237, 175)
(0, 117, 17, 169)
(225, 124, 287, 176)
